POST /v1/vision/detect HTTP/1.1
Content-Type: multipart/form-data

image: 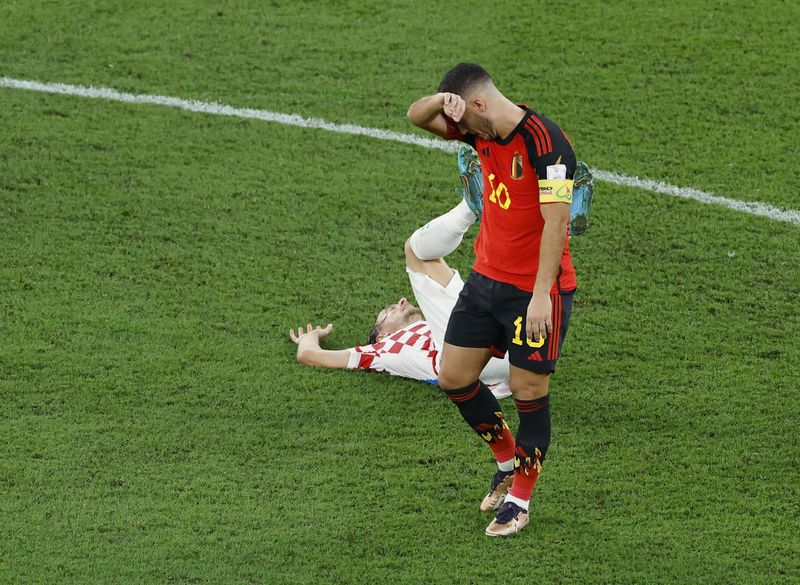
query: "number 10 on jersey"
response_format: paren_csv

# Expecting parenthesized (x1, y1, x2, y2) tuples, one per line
(487, 173, 511, 210)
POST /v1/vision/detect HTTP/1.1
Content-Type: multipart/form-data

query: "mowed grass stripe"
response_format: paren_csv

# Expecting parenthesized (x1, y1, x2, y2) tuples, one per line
(2, 75, 799, 228)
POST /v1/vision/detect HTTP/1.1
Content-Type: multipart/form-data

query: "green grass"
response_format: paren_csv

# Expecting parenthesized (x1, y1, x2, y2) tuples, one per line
(1, 1, 799, 583)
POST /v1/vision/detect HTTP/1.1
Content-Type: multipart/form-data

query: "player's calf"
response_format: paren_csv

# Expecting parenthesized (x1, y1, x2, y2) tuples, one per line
(441, 380, 516, 490)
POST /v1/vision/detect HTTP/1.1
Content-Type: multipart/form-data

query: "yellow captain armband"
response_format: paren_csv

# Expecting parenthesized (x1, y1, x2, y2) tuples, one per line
(539, 179, 574, 204)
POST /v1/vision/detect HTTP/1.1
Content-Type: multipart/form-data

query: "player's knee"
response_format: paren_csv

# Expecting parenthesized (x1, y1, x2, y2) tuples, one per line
(437, 370, 471, 392)
(437, 376, 460, 392)
(404, 237, 423, 270)
(510, 374, 550, 400)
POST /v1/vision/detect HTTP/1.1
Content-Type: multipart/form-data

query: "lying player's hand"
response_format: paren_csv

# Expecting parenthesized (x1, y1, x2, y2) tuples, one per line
(439, 92, 466, 122)
(289, 323, 334, 344)
(525, 295, 552, 343)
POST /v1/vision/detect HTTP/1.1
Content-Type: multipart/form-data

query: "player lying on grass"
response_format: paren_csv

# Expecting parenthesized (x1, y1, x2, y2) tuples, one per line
(289, 182, 512, 399)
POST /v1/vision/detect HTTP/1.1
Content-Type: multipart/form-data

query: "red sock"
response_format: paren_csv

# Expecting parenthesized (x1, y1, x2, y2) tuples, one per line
(507, 395, 550, 501)
(507, 444, 542, 501)
(443, 381, 515, 462)
(482, 413, 516, 463)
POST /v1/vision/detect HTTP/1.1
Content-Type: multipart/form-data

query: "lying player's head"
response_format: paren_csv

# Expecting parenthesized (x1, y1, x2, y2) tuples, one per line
(367, 297, 424, 344)
(438, 62, 498, 139)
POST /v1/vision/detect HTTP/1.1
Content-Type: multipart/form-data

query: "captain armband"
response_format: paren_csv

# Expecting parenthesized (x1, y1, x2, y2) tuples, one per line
(538, 179, 574, 204)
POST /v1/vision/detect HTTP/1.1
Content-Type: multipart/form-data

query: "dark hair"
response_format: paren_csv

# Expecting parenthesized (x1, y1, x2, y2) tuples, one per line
(438, 63, 493, 97)
(367, 322, 380, 345)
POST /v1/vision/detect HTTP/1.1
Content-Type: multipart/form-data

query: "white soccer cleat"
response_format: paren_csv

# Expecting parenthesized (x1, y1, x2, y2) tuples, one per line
(479, 469, 514, 513)
(485, 501, 529, 537)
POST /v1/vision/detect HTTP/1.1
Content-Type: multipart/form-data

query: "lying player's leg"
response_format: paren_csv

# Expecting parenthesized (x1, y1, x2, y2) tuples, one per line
(404, 239, 455, 289)
(403, 144, 481, 329)
(456, 144, 484, 219)
(404, 204, 510, 397)
(406, 199, 477, 266)
(403, 199, 475, 345)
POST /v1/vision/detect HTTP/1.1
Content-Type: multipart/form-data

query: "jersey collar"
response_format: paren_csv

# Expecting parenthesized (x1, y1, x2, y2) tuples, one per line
(495, 104, 532, 146)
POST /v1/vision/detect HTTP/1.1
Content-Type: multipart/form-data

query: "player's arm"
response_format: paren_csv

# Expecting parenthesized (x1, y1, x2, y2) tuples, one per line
(526, 202, 571, 342)
(406, 92, 465, 138)
(289, 323, 349, 369)
(524, 133, 576, 341)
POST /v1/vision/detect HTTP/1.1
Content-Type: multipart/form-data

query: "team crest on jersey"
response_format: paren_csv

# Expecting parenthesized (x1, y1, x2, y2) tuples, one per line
(511, 153, 524, 180)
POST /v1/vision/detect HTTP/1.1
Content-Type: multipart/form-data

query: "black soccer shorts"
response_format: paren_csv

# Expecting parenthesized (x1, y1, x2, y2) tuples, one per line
(444, 271, 574, 373)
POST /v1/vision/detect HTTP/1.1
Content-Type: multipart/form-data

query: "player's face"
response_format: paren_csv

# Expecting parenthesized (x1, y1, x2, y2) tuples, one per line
(457, 99, 494, 140)
(374, 297, 423, 338)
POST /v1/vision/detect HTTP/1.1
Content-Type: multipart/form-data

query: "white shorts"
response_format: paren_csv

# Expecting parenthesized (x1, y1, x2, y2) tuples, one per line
(406, 267, 511, 398)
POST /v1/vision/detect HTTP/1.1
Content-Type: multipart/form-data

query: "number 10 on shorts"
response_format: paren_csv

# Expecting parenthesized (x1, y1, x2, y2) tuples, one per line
(511, 316, 545, 348)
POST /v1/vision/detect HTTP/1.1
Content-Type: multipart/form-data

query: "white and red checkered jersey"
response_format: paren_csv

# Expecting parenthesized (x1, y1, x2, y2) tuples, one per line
(346, 320, 438, 384)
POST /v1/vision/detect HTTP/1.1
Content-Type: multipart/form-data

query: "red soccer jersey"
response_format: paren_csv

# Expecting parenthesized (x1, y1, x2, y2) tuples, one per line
(446, 107, 577, 293)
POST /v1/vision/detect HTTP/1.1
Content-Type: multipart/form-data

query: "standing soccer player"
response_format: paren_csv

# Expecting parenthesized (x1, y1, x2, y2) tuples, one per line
(407, 63, 578, 536)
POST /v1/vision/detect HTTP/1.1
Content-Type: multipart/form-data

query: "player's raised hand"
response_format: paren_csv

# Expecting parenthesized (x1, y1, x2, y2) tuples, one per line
(440, 92, 466, 122)
(316, 323, 333, 339)
(289, 323, 333, 344)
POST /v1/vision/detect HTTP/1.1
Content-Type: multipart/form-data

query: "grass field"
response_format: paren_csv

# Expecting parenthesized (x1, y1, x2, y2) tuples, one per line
(1, 1, 798, 583)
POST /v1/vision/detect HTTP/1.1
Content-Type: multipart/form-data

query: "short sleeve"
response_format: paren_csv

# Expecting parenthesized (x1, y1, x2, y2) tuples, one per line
(347, 343, 385, 371)
(531, 150, 570, 181)
(346, 342, 438, 383)
(521, 114, 577, 181)
(347, 346, 385, 372)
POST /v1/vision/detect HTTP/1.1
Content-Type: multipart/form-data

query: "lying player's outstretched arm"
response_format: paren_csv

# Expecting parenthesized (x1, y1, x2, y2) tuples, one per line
(289, 323, 349, 369)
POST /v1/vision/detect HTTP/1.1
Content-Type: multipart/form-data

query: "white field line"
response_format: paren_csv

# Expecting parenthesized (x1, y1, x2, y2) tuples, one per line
(2, 76, 798, 228)
(592, 170, 800, 226)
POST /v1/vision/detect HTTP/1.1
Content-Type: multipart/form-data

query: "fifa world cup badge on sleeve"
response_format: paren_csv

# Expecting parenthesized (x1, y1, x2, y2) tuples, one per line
(546, 164, 567, 180)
